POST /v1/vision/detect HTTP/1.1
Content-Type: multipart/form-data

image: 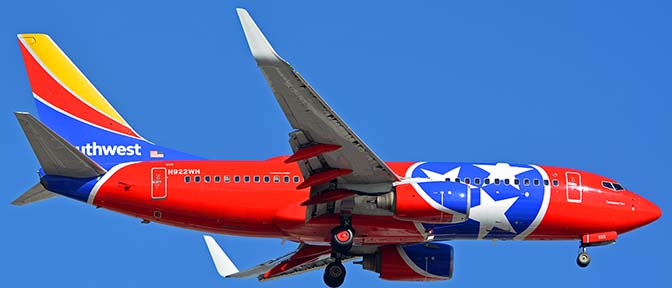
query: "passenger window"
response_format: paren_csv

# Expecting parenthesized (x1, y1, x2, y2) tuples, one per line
(254, 175, 260, 183)
(234, 175, 240, 183)
(264, 176, 270, 183)
(514, 179, 520, 185)
(523, 178, 530, 186)
(464, 177, 470, 184)
(284, 176, 290, 183)
(474, 178, 481, 185)
(455, 177, 461, 183)
(533, 179, 540, 186)
(204, 175, 211, 183)
(494, 179, 500, 185)
(484, 178, 491, 185)
(543, 179, 549, 186)
(214, 175, 220, 183)
(504, 179, 510, 185)
(224, 175, 230, 183)
(613, 183, 624, 191)
(195, 176, 201, 183)
(445, 178, 451, 182)
(184, 176, 190, 183)
(274, 176, 280, 183)
(244, 176, 250, 183)
(293, 176, 300, 183)
(552, 179, 559, 186)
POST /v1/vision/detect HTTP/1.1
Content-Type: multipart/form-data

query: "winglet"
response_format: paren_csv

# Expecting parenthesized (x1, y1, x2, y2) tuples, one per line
(203, 235, 239, 277)
(236, 8, 288, 66)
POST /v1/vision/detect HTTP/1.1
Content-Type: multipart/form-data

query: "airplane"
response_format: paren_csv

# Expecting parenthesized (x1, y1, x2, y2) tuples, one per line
(12, 8, 661, 287)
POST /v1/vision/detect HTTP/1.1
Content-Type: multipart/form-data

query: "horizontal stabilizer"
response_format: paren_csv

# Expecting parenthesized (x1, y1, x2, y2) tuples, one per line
(203, 236, 240, 277)
(11, 182, 58, 205)
(15, 112, 106, 178)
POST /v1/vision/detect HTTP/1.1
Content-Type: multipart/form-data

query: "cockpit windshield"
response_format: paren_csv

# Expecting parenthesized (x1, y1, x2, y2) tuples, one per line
(602, 181, 625, 191)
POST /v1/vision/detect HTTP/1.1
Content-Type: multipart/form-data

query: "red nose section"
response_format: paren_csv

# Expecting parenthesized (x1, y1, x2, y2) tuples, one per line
(638, 197, 662, 226)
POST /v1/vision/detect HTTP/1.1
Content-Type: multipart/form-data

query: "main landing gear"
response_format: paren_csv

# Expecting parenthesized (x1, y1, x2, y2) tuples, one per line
(577, 246, 591, 268)
(323, 215, 355, 288)
(324, 261, 346, 288)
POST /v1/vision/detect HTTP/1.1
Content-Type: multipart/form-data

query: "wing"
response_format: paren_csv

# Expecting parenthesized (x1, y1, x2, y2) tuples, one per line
(204, 236, 357, 281)
(236, 9, 398, 189)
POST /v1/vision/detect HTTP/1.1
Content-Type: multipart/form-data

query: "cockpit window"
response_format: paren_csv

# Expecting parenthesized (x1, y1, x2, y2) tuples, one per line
(602, 181, 614, 190)
(602, 181, 625, 191)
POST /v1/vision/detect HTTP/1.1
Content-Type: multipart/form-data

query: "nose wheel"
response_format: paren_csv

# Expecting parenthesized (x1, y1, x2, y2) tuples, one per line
(576, 247, 591, 268)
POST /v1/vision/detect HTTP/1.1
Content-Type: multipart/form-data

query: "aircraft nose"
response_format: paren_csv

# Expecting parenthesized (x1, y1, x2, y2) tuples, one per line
(636, 196, 662, 226)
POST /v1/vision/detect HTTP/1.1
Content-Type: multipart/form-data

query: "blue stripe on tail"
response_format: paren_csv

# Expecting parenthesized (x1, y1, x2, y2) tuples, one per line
(35, 99, 201, 169)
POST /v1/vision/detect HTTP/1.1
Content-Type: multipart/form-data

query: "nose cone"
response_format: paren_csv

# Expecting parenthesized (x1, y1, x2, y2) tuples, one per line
(637, 197, 662, 226)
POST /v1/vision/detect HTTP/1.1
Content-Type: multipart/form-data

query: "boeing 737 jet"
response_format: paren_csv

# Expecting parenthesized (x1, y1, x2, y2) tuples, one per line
(13, 9, 661, 287)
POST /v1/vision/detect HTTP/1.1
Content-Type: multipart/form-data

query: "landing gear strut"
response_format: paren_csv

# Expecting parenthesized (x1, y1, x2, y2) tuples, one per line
(576, 246, 591, 268)
(324, 215, 354, 287)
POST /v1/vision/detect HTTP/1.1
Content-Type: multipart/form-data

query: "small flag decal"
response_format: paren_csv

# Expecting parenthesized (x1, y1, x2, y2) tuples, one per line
(150, 150, 164, 158)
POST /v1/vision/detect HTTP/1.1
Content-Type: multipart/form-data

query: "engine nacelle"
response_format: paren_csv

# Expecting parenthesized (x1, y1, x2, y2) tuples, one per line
(360, 243, 454, 281)
(394, 182, 471, 223)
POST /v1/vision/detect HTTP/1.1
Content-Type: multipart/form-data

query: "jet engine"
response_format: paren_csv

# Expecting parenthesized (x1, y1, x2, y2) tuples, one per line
(393, 182, 471, 223)
(359, 242, 454, 281)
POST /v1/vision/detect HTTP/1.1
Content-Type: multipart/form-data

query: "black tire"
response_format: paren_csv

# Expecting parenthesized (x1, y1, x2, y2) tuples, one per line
(577, 252, 591, 268)
(323, 261, 346, 288)
(331, 226, 354, 254)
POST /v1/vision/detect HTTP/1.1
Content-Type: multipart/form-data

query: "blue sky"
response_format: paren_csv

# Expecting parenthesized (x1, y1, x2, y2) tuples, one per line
(1, 0, 669, 287)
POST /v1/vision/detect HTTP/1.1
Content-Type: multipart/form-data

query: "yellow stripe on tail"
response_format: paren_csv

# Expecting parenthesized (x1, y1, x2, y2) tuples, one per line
(18, 34, 130, 127)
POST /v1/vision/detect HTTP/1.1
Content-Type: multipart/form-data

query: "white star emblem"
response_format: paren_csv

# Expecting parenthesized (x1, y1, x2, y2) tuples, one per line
(421, 167, 460, 182)
(474, 163, 532, 190)
(469, 189, 519, 239)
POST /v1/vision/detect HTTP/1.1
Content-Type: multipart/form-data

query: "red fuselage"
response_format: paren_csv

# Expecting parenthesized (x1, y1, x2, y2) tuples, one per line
(88, 157, 661, 245)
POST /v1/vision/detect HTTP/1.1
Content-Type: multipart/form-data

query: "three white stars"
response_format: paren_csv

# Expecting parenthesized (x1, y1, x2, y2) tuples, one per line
(419, 163, 527, 239)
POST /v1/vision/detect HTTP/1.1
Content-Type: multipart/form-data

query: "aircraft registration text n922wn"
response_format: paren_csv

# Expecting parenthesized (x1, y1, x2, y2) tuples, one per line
(12, 8, 661, 288)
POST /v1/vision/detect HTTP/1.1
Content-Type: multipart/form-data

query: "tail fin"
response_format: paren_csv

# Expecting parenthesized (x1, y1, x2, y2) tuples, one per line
(17, 34, 199, 168)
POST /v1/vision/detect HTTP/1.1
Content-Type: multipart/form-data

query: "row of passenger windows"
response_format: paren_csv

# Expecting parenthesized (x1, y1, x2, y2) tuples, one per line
(445, 177, 560, 187)
(184, 175, 301, 184)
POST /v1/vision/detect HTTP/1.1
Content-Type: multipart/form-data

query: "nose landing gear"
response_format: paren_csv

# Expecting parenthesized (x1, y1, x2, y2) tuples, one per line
(323, 215, 354, 287)
(576, 247, 591, 268)
(575, 232, 617, 268)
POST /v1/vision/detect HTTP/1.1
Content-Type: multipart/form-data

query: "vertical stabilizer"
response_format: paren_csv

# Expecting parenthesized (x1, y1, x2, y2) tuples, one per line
(17, 34, 200, 168)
